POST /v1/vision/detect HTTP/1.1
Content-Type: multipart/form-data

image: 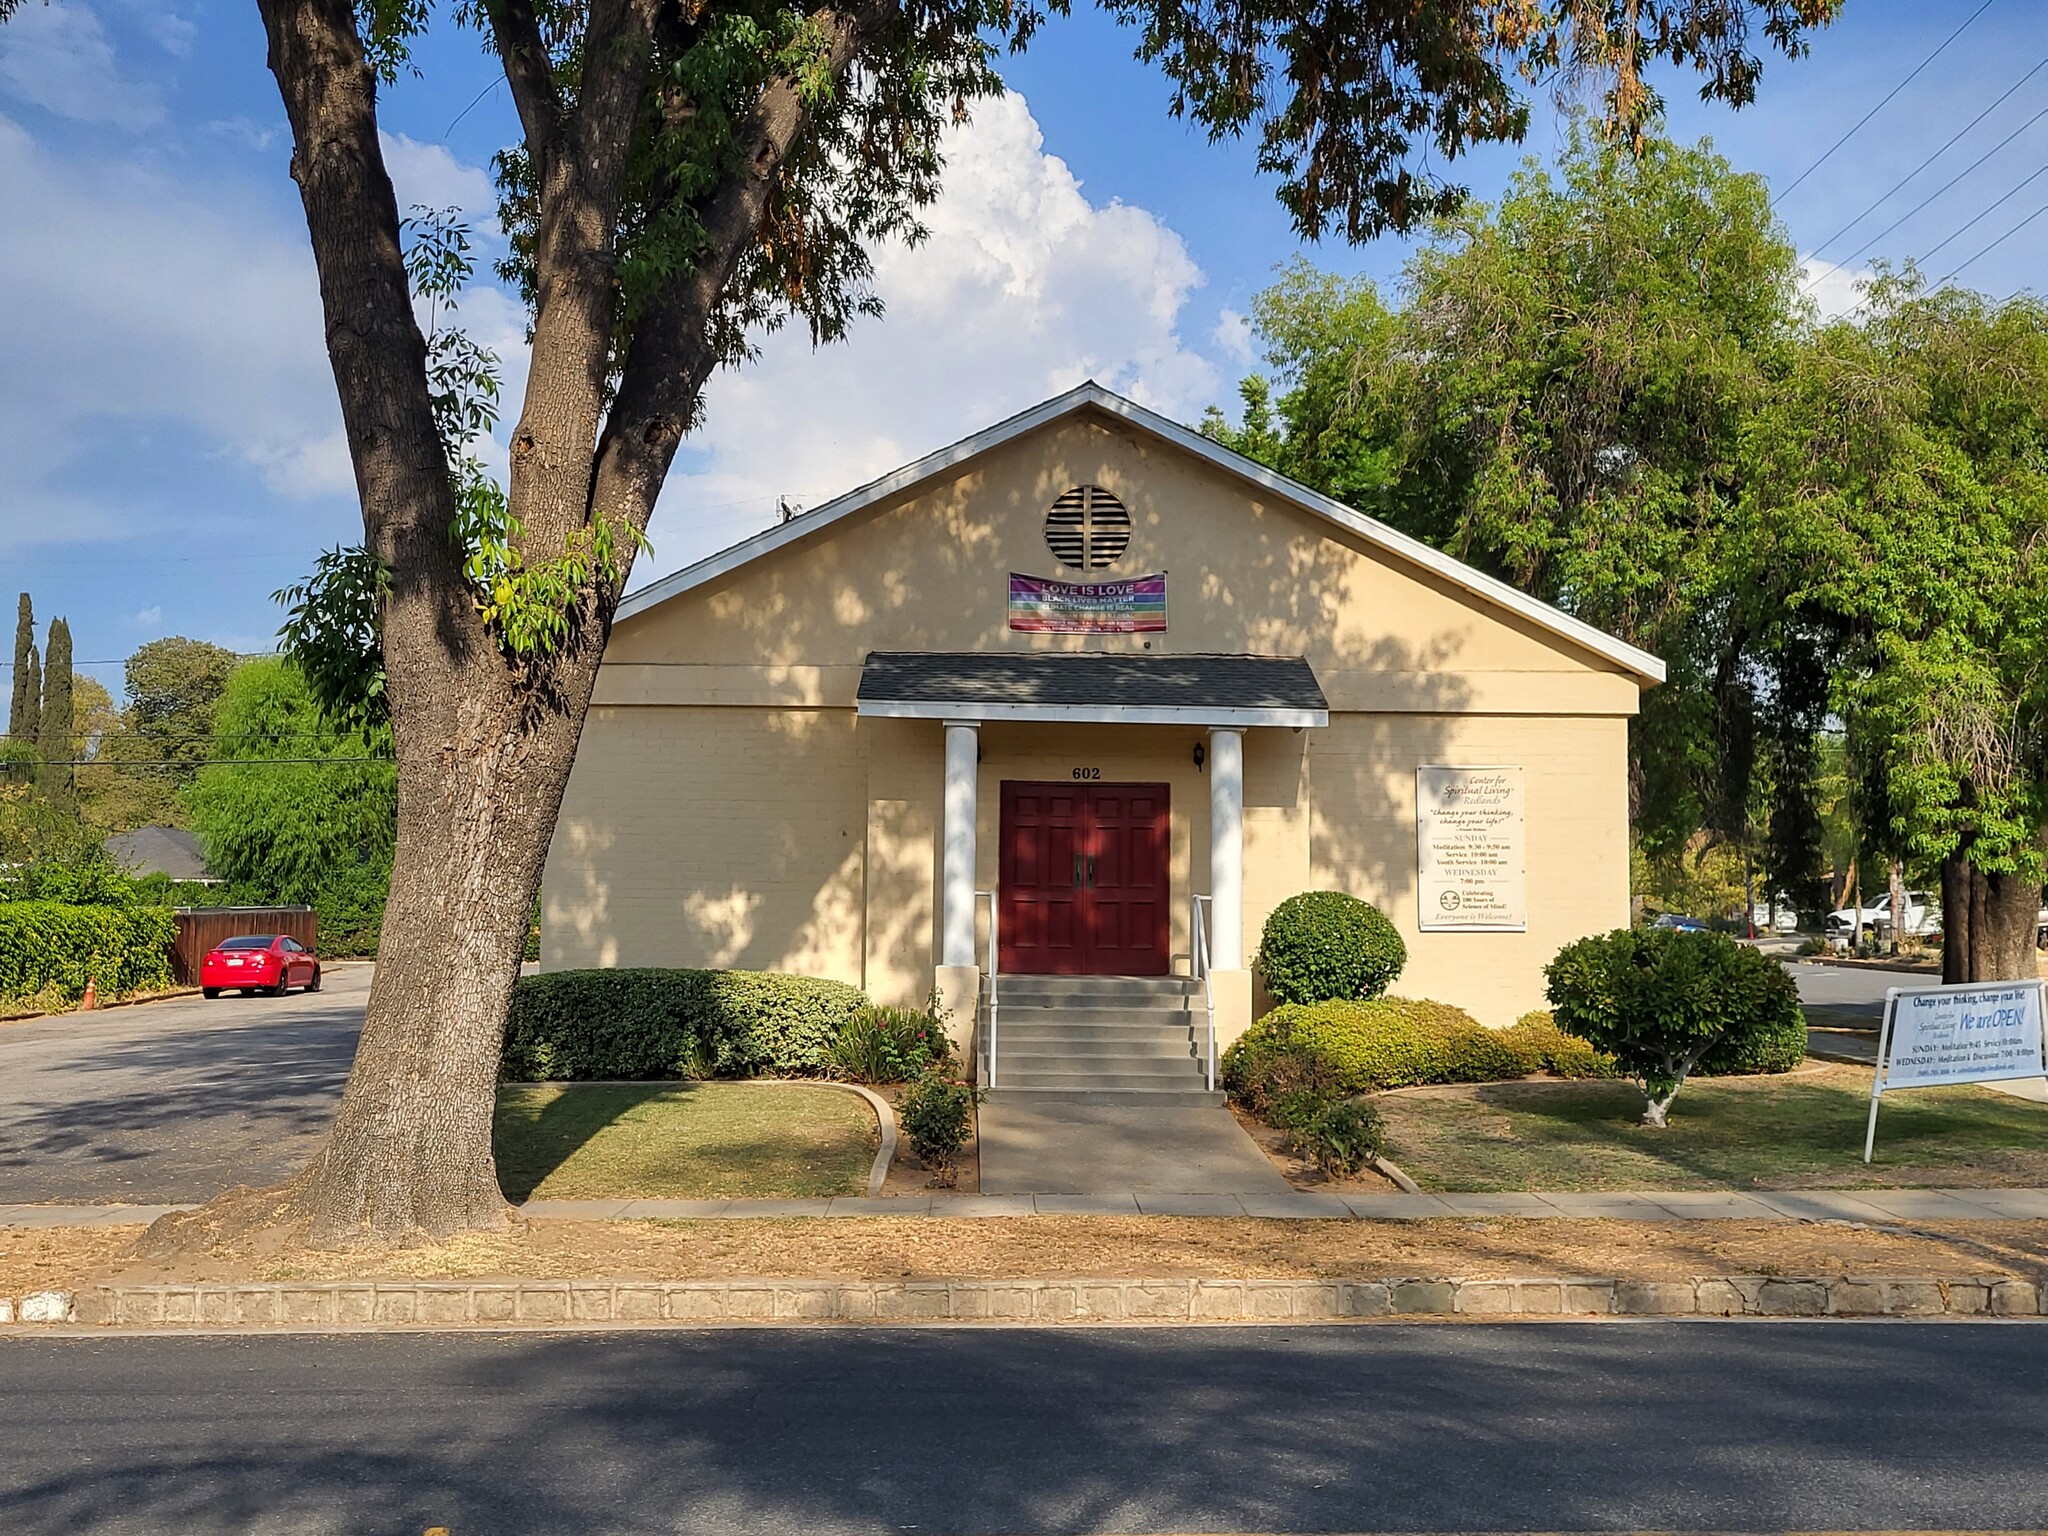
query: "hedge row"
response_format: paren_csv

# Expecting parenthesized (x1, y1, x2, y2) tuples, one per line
(0, 902, 177, 1003)
(1223, 997, 1577, 1101)
(501, 968, 869, 1081)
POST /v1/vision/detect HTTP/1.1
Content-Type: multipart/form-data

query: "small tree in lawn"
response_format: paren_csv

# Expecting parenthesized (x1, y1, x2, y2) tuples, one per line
(1544, 927, 1801, 1126)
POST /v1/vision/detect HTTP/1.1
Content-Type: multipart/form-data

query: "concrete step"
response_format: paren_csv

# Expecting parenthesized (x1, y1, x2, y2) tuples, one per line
(999, 1052, 1197, 1076)
(994, 1003, 1193, 1027)
(995, 1068, 1211, 1094)
(983, 1086, 1226, 1107)
(994, 1038, 1195, 1062)
(997, 975, 1194, 1006)
(996, 1020, 1195, 1043)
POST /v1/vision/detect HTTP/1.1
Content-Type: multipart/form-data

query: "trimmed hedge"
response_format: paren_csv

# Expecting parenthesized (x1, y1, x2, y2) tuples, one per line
(502, 969, 869, 1081)
(0, 901, 177, 1003)
(1255, 892, 1406, 1005)
(1224, 996, 1533, 1103)
(1508, 1010, 1621, 1079)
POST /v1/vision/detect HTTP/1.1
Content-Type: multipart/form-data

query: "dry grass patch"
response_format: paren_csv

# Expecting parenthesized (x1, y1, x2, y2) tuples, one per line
(3, 1215, 2033, 1297)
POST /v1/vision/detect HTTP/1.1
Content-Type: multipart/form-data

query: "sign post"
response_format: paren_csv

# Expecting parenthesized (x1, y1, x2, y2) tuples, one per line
(1864, 979, 2048, 1162)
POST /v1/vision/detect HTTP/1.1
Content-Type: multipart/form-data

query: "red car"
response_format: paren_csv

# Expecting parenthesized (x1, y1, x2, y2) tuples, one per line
(200, 935, 322, 998)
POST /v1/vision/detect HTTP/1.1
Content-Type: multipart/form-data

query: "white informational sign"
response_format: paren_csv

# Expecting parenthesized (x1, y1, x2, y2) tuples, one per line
(1864, 979, 2048, 1161)
(1415, 766, 1527, 932)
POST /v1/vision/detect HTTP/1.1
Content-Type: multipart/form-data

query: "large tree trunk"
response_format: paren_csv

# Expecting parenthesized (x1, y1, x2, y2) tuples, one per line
(1941, 853, 2037, 984)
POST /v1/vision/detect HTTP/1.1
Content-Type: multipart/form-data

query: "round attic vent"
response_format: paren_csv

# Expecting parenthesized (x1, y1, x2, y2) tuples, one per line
(1044, 485, 1132, 570)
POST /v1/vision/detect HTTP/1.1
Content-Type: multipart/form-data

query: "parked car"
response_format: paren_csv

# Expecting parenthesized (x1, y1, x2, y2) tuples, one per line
(200, 934, 321, 998)
(1824, 891, 1939, 943)
(1651, 913, 1709, 932)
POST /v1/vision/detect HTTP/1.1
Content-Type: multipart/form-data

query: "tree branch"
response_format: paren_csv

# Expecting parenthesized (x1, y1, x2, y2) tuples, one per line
(587, 0, 898, 542)
(482, 0, 565, 153)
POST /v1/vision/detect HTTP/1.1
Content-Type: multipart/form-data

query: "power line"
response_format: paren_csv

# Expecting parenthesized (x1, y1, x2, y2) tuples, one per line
(1918, 161, 2048, 266)
(1803, 52, 2048, 264)
(1806, 96, 2048, 285)
(1776, 0, 2002, 206)
(1939, 197, 2048, 285)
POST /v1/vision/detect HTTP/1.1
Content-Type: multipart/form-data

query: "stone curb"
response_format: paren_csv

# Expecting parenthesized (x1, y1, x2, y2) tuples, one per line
(5, 1273, 2041, 1329)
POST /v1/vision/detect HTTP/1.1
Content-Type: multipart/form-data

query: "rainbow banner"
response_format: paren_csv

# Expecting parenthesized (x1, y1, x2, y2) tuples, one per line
(1008, 572, 1167, 633)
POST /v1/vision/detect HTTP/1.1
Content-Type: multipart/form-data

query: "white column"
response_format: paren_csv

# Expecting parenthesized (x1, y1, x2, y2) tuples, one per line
(1208, 726, 1244, 969)
(941, 720, 979, 970)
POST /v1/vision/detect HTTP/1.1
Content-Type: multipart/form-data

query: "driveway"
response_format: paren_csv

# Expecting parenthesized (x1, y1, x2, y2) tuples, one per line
(0, 966, 368, 1204)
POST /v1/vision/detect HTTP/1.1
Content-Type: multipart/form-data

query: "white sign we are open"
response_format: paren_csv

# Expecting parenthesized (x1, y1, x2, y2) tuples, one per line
(1865, 980, 2048, 1160)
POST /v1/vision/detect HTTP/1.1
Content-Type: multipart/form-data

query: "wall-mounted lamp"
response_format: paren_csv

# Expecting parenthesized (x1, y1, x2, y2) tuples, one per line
(1192, 742, 1206, 771)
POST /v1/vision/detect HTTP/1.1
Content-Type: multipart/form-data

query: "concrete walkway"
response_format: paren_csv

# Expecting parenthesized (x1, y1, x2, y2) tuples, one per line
(974, 1099, 1293, 1196)
(9, 1186, 2048, 1227)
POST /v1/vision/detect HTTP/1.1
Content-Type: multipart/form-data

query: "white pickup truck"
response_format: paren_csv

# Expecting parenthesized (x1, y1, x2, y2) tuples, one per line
(1824, 891, 1939, 942)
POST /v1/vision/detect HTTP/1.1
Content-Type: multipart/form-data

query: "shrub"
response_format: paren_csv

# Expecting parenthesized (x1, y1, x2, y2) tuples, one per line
(1504, 1010, 1620, 1079)
(1698, 1004, 1809, 1076)
(1796, 935, 1827, 956)
(898, 1071, 979, 1185)
(1255, 892, 1407, 1005)
(1293, 1097, 1385, 1176)
(1224, 997, 1536, 1102)
(0, 901, 177, 1003)
(828, 1000, 953, 1084)
(501, 969, 869, 1081)
(1544, 927, 1803, 1126)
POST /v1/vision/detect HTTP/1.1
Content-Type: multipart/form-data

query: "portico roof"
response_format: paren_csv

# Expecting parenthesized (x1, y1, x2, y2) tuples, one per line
(855, 652, 1330, 728)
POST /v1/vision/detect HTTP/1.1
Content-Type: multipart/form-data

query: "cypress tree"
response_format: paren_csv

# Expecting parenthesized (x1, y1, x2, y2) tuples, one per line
(18, 640, 39, 749)
(7, 594, 31, 742)
(38, 618, 74, 799)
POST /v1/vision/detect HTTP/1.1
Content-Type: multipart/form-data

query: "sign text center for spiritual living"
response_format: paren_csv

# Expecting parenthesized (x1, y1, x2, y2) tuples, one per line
(1864, 979, 2048, 1161)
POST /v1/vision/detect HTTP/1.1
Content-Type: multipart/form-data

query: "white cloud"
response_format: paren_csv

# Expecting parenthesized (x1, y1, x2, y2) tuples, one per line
(131, 605, 161, 629)
(646, 91, 1220, 571)
(382, 131, 500, 231)
(0, 112, 351, 549)
(0, 1, 162, 130)
(1802, 256, 1871, 322)
(118, 0, 196, 56)
(1212, 308, 1254, 365)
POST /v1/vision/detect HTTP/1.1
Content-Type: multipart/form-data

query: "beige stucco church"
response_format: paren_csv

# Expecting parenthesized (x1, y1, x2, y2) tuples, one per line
(542, 382, 1662, 1078)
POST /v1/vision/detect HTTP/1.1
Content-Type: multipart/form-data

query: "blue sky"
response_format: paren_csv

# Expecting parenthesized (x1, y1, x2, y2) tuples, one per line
(2, 0, 2045, 701)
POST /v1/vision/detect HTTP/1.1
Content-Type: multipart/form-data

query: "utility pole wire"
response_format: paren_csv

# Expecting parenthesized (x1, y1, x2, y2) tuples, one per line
(1918, 161, 2048, 266)
(1802, 53, 2048, 265)
(1804, 97, 2048, 287)
(1940, 197, 2048, 285)
(1775, 0, 2001, 206)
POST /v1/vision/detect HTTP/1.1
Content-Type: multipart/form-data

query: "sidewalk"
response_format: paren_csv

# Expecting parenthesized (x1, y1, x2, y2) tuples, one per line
(9, 1186, 2048, 1227)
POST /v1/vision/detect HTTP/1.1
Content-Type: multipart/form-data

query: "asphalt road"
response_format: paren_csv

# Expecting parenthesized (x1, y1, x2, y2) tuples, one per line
(2, 1323, 2045, 1534)
(0, 966, 368, 1203)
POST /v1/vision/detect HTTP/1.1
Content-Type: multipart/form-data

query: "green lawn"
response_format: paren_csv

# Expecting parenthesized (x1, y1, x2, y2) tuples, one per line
(494, 1082, 878, 1201)
(1377, 1064, 2048, 1192)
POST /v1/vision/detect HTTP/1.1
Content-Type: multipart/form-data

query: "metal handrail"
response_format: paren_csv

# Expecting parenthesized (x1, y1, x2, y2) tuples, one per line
(1190, 894, 1217, 1091)
(975, 889, 998, 1087)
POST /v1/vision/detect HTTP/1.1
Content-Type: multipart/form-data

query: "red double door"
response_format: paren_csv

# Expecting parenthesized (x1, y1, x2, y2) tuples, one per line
(998, 781, 1171, 975)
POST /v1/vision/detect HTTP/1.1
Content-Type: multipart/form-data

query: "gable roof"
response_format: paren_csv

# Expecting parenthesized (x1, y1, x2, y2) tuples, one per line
(104, 825, 216, 882)
(616, 381, 1666, 685)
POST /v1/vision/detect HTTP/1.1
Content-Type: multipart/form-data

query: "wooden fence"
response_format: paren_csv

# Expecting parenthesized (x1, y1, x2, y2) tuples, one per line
(170, 907, 318, 985)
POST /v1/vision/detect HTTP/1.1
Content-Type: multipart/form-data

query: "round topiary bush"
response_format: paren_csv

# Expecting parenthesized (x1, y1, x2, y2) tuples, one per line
(1255, 891, 1406, 1005)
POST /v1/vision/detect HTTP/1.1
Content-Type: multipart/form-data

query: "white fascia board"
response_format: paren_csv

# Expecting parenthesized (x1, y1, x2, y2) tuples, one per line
(617, 381, 1667, 686)
(856, 700, 1330, 728)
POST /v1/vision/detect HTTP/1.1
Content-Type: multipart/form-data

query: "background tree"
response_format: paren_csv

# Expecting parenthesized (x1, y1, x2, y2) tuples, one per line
(1748, 271, 2048, 981)
(188, 659, 398, 955)
(36, 618, 74, 806)
(123, 638, 239, 778)
(1206, 127, 1805, 886)
(8, 594, 33, 744)
(82, 0, 1835, 1248)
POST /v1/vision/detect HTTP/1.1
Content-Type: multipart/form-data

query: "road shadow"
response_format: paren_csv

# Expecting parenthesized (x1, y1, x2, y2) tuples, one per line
(1, 1324, 2045, 1534)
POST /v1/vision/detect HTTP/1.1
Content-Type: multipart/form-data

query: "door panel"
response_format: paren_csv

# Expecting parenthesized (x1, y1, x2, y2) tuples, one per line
(1084, 786, 1170, 975)
(998, 781, 1170, 975)
(1000, 784, 1088, 975)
